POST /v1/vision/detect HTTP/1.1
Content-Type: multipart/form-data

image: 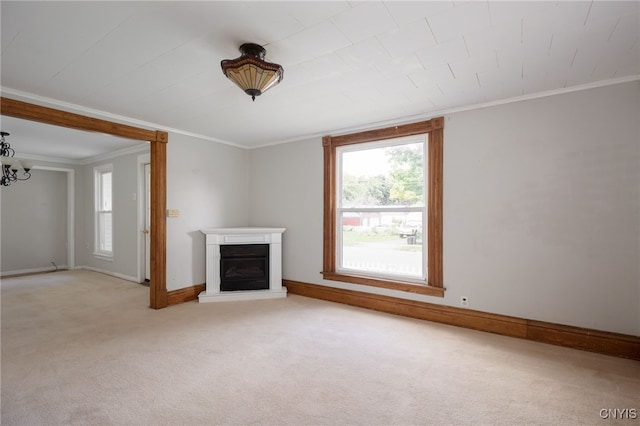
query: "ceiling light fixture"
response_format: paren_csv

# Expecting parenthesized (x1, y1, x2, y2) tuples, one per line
(221, 43, 284, 101)
(1, 132, 32, 187)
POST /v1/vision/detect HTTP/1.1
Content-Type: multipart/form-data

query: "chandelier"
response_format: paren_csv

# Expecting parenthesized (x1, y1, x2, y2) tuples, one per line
(221, 43, 284, 101)
(1, 131, 32, 186)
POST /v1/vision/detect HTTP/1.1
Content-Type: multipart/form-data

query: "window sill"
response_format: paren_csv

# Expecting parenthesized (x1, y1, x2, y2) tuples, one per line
(321, 271, 445, 297)
(93, 252, 113, 262)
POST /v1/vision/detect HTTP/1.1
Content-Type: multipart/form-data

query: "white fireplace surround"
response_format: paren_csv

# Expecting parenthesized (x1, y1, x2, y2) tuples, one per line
(199, 228, 286, 303)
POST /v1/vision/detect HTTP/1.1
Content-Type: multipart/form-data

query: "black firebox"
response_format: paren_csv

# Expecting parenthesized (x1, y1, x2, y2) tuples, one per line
(220, 244, 269, 291)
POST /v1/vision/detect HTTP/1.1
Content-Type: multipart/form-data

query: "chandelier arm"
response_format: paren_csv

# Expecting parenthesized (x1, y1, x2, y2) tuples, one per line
(0, 131, 31, 185)
(16, 170, 31, 181)
(1, 145, 15, 158)
(2, 165, 16, 185)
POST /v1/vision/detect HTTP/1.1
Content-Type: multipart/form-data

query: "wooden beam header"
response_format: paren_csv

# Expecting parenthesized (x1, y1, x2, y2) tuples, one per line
(1, 97, 158, 142)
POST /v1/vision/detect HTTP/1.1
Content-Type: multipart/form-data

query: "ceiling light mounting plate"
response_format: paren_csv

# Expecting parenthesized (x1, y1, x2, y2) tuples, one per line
(239, 43, 266, 59)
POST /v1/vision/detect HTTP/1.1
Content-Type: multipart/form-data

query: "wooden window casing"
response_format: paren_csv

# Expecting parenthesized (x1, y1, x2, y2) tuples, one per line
(322, 117, 444, 297)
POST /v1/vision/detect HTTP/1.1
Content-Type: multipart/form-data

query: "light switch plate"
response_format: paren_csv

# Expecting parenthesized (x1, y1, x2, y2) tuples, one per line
(167, 209, 180, 217)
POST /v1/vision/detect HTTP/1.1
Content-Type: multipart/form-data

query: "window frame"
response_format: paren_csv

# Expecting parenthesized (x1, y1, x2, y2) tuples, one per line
(94, 163, 113, 259)
(336, 135, 428, 282)
(322, 118, 444, 297)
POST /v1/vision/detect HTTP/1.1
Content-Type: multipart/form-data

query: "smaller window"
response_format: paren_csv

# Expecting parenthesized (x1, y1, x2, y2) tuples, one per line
(94, 164, 113, 258)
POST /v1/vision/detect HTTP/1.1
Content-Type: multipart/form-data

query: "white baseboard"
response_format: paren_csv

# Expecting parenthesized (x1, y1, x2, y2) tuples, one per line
(76, 266, 139, 283)
(1, 265, 69, 277)
(0, 266, 140, 283)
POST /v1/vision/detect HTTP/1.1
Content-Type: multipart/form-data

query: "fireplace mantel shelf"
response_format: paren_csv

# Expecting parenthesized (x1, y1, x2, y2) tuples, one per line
(201, 227, 286, 234)
(199, 227, 286, 303)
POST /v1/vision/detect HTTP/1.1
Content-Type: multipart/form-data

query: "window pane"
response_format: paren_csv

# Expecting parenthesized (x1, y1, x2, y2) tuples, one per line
(94, 166, 113, 255)
(338, 138, 426, 280)
(98, 212, 112, 252)
(341, 141, 424, 208)
(101, 172, 112, 210)
(340, 211, 424, 279)
(324, 118, 443, 293)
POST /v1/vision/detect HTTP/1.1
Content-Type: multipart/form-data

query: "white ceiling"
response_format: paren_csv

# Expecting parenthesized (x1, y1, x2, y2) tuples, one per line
(1, 1, 639, 152)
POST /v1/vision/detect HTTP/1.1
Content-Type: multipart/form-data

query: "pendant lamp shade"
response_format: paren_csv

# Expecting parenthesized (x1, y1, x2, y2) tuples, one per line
(221, 43, 284, 101)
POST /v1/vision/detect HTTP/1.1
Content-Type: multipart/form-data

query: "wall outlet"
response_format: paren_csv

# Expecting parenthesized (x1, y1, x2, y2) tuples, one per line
(461, 296, 469, 308)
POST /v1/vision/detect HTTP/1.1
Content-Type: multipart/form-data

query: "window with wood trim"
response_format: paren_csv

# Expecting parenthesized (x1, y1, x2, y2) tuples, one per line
(322, 118, 444, 297)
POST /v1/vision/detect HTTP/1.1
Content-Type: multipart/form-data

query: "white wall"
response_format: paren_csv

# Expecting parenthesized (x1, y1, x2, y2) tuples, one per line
(166, 133, 249, 291)
(248, 81, 640, 336)
(1, 169, 68, 274)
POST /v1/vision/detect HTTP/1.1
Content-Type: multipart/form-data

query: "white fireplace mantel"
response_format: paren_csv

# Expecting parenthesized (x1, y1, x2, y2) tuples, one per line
(199, 227, 286, 303)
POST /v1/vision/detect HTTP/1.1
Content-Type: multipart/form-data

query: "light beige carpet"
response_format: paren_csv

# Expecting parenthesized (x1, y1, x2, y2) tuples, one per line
(1, 270, 638, 425)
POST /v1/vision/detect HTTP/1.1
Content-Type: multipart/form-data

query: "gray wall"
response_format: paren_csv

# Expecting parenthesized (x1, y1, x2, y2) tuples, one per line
(0, 129, 251, 290)
(80, 151, 144, 280)
(1, 169, 68, 273)
(5, 81, 637, 336)
(247, 81, 640, 335)
(165, 133, 250, 291)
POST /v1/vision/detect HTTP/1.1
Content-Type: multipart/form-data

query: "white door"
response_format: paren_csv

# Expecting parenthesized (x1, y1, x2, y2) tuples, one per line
(144, 163, 151, 281)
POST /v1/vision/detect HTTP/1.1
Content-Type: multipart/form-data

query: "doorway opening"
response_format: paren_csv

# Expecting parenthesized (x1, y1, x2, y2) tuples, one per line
(1, 96, 168, 309)
(137, 154, 151, 284)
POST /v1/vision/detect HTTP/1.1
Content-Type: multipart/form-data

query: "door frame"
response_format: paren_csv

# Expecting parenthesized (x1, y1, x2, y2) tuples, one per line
(1, 97, 168, 309)
(33, 165, 76, 270)
(137, 154, 151, 283)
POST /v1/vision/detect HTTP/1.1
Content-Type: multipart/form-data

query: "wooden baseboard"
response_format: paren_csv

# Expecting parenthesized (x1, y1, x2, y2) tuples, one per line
(283, 279, 640, 361)
(167, 284, 205, 306)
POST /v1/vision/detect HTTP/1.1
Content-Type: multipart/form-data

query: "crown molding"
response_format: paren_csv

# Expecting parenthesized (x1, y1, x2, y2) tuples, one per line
(0, 87, 246, 149)
(16, 143, 150, 166)
(4, 75, 639, 150)
(307, 75, 640, 142)
(251, 75, 640, 148)
(16, 152, 81, 166)
(79, 143, 149, 165)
